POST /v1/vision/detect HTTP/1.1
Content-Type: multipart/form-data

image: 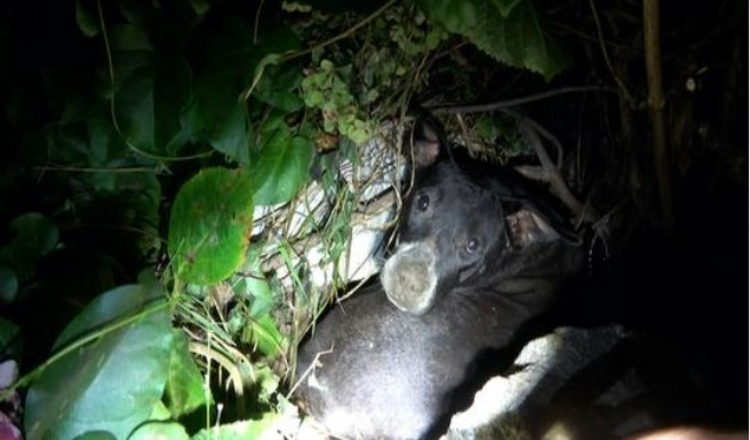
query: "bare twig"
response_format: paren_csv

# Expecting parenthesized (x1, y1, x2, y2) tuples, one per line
(516, 115, 599, 225)
(501, 109, 564, 170)
(286, 345, 333, 398)
(588, 0, 635, 106)
(427, 86, 611, 114)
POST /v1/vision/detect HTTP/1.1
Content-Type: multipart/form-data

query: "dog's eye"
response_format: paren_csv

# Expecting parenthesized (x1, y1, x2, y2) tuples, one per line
(417, 194, 430, 211)
(465, 237, 480, 254)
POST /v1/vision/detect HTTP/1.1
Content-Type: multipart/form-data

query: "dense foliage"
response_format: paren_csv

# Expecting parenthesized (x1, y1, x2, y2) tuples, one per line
(0, 0, 745, 438)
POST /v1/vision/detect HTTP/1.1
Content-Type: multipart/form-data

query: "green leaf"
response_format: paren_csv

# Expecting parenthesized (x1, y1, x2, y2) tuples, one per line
(191, 413, 280, 440)
(205, 103, 251, 165)
(254, 63, 304, 112)
(164, 330, 210, 418)
(168, 168, 255, 285)
(253, 364, 280, 402)
(245, 314, 285, 358)
(189, 0, 211, 16)
(75, 0, 100, 37)
(248, 275, 273, 318)
(181, 19, 301, 164)
(131, 419, 189, 440)
(181, 19, 257, 157)
(110, 23, 152, 52)
(0, 263, 18, 304)
(85, 117, 129, 168)
(252, 126, 314, 205)
(115, 55, 191, 154)
(181, 19, 254, 164)
(491, 0, 524, 17)
(0, 315, 20, 357)
(0, 213, 59, 283)
(238, 247, 275, 318)
(24, 280, 174, 440)
(415, 0, 570, 80)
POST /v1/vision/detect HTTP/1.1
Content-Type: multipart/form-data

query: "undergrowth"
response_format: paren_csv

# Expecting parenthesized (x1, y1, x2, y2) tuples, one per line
(0, 0, 572, 437)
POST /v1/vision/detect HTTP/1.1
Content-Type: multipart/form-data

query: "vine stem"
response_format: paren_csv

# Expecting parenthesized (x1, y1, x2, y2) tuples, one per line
(643, 0, 674, 230)
(1, 300, 168, 400)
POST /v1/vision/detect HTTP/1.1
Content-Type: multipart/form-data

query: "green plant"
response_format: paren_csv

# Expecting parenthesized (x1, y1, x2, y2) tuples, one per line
(0, 0, 578, 437)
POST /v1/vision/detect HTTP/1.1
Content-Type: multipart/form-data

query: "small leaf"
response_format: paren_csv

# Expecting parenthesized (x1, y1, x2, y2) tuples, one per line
(189, 0, 211, 16)
(0, 316, 20, 358)
(252, 364, 280, 402)
(252, 127, 314, 205)
(490, 0, 524, 17)
(168, 168, 255, 285)
(109, 24, 152, 52)
(242, 247, 275, 318)
(191, 413, 280, 440)
(164, 331, 210, 418)
(244, 315, 285, 358)
(75, 0, 100, 37)
(254, 64, 304, 112)
(25, 280, 174, 440)
(0, 263, 19, 304)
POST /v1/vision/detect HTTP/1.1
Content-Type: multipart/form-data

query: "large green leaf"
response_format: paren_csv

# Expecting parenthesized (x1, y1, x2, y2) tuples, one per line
(252, 124, 314, 206)
(168, 167, 255, 285)
(415, 0, 570, 80)
(24, 278, 174, 440)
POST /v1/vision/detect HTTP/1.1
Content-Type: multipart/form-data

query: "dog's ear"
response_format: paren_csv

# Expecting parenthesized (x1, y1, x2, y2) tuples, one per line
(409, 117, 450, 169)
(488, 170, 582, 246)
(505, 209, 564, 249)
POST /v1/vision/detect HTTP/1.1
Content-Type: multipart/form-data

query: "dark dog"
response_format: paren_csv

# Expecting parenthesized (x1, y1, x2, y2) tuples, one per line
(295, 119, 584, 439)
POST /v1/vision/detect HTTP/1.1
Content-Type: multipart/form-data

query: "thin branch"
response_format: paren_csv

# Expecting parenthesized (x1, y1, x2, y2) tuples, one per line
(427, 86, 612, 114)
(516, 115, 599, 225)
(588, 0, 635, 106)
(643, 0, 673, 230)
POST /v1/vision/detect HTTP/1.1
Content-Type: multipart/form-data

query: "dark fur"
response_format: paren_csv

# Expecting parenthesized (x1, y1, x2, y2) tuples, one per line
(295, 120, 584, 439)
